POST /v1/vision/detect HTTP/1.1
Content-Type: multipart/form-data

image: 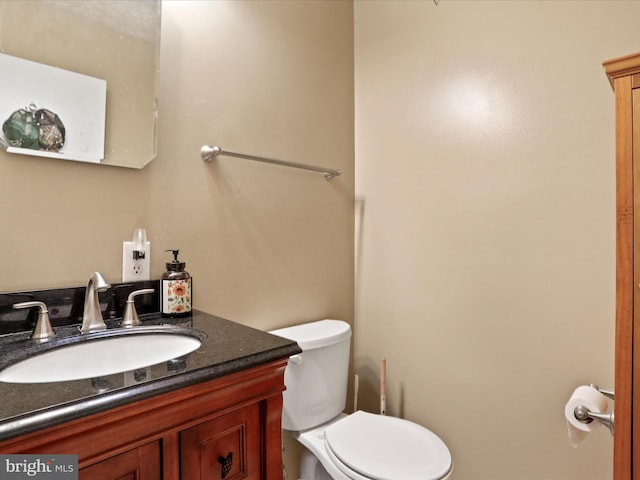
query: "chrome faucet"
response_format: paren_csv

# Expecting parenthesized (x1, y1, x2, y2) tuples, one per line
(80, 272, 111, 334)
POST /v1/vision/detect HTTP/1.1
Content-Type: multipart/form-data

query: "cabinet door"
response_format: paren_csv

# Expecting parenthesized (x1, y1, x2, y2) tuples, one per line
(181, 402, 261, 480)
(79, 441, 161, 480)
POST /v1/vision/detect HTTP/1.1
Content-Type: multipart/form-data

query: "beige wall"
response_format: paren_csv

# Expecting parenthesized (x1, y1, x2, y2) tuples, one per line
(354, 1, 637, 479)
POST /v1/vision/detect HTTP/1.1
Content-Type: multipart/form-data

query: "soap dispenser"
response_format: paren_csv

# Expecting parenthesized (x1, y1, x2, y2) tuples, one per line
(161, 249, 192, 318)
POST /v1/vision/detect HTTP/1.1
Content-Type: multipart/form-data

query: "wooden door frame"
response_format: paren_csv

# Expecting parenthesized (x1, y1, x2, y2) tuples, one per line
(603, 52, 640, 480)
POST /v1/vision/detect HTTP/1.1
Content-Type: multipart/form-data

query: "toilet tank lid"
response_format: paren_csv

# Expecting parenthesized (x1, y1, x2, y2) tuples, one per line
(270, 319, 351, 351)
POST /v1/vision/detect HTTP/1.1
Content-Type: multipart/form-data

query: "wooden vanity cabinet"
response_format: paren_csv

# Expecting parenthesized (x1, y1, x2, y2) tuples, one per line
(0, 359, 288, 480)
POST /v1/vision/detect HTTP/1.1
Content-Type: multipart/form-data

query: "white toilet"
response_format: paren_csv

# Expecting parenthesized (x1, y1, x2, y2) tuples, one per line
(270, 319, 453, 480)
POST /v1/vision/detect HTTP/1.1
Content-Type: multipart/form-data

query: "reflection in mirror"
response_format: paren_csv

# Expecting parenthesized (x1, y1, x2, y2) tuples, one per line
(0, 52, 107, 163)
(0, 0, 161, 169)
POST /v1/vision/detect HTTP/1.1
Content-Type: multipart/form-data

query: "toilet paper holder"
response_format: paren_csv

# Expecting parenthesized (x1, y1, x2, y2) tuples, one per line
(573, 386, 614, 435)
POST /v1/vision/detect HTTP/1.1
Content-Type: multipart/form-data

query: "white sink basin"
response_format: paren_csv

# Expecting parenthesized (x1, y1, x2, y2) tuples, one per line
(0, 327, 203, 384)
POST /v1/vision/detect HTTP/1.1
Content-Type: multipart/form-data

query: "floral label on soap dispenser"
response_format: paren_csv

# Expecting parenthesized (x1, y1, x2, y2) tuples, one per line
(163, 279, 191, 315)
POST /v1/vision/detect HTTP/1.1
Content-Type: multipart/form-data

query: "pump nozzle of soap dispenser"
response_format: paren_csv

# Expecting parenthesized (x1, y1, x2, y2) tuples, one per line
(164, 249, 185, 271)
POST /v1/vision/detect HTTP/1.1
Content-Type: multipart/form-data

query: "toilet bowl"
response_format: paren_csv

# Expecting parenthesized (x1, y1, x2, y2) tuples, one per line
(270, 320, 453, 480)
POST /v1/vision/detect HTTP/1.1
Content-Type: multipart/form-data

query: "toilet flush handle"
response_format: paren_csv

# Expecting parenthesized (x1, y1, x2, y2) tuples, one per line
(289, 354, 303, 365)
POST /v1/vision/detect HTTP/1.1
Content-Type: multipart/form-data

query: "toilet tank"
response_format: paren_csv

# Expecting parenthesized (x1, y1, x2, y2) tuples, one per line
(270, 319, 351, 431)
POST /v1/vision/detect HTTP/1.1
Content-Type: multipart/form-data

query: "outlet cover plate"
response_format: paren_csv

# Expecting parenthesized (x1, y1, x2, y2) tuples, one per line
(122, 241, 151, 282)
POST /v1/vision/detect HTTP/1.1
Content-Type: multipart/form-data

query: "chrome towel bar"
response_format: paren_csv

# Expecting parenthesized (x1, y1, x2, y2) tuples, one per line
(200, 145, 341, 180)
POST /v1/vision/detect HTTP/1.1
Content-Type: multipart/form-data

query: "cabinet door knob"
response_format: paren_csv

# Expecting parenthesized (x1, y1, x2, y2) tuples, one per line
(218, 452, 233, 479)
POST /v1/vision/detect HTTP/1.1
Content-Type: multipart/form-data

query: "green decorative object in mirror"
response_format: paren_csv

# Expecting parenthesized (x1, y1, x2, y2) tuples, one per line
(2, 104, 66, 152)
(2, 107, 40, 150)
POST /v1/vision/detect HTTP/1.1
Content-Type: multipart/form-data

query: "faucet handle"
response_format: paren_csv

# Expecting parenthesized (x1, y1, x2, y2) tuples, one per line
(121, 288, 155, 327)
(13, 301, 56, 342)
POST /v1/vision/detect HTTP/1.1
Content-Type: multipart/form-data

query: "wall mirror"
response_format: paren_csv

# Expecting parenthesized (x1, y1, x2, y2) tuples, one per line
(0, 0, 160, 169)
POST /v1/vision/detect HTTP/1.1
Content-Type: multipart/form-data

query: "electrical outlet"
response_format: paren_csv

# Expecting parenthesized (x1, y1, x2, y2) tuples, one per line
(122, 241, 151, 282)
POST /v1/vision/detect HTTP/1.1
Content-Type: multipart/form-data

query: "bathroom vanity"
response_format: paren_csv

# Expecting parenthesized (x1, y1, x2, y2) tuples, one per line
(0, 284, 301, 479)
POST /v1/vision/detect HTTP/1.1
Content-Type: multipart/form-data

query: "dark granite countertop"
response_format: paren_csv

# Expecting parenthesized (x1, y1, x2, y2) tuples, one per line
(0, 309, 301, 441)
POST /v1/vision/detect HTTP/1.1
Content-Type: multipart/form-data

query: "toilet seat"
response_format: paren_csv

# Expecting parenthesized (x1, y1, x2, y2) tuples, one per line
(323, 411, 452, 480)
